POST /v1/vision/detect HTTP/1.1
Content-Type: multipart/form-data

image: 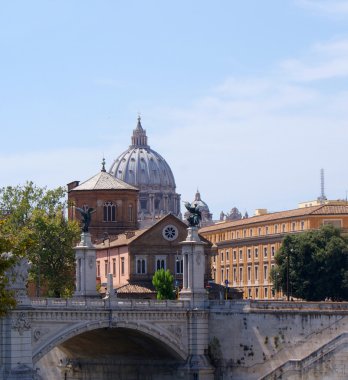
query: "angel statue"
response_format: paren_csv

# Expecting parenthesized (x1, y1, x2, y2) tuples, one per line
(75, 206, 96, 232)
(184, 202, 202, 227)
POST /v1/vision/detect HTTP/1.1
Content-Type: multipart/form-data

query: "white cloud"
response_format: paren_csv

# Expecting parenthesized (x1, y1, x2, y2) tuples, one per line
(149, 37, 348, 217)
(280, 38, 348, 81)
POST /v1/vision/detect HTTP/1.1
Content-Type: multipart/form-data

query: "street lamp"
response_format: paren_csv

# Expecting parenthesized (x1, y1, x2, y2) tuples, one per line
(103, 232, 112, 298)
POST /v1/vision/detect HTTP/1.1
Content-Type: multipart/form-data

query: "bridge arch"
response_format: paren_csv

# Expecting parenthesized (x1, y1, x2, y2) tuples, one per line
(33, 318, 188, 364)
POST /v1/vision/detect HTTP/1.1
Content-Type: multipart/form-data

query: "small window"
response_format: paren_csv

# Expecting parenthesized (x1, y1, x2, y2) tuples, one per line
(121, 257, 125, 275)
(247, 266, 251, 281)
(226, 250, 229, 262)
(239, 249, 243, 261)
(265, 226, 269, 235)
(250, 229, 253, 237)
(292, 222, 296, 231)
(112, 259, 116, 277)
(239, 267, 243, 283)
(264, 247, 268, 258)
(275, 224, 278, 234)
(264, 265, 268, 281)
(248, 288, 252, 298)
(221, 251, 224, 263)
(258, 227, 262, 236)
(255, 266, 259, 281)
(233, 250, 237, 261)
(104, 260, 108, 275)
(256, 287, 259, 299)
(233, 267, 237, 282)
(271, 246, 275, 257)
(255, 248, 259, 259)
(97, 261, 100, 277)
(264, 287, 268, 299)
(247, 248, 251, 260)
(301, 221, 305, 230)
(176, 256, 183, 274)
(128, 204, 134, 222)
(221, 269, 224, 282)
(282, 224, 286, 233)
(243, 229, 247, 237)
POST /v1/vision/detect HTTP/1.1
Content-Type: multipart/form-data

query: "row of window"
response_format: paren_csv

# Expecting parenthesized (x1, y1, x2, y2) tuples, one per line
(103, 202, 134, 222)
(97, 257, 125, 277)
(135, 256, 184, 275)
(246, 286, 274, 299)
(97, 256, 184, 277)
(215, 246, 276, 264)
(214, 264, 275, 284)
(209, 220, 306, 243)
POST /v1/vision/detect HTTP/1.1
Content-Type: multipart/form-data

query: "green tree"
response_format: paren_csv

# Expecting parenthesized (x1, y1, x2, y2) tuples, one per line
(0, 221, 17, 316)
(0, 182, 80, 298)
(271, 225, 348, 301)
(152, 269, 175, 300)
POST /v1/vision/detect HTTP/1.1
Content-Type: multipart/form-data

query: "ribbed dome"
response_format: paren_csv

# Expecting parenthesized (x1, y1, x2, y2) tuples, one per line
(108, 117, 181, 220)
(109, 117, 176, 190)
(192, 190, 210, 213)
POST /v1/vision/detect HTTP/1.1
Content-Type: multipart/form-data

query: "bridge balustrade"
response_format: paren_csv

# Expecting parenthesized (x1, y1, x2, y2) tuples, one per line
(30, 298, 190, 310)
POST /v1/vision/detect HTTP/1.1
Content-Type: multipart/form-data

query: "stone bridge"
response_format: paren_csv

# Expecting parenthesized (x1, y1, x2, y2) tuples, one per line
(3, 229, 348, 379)
(3, 298, 348, 379)
(1, 297, 213, 380)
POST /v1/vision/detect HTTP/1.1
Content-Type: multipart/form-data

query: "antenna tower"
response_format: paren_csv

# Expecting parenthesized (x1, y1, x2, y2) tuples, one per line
(318, 168, 327, 204)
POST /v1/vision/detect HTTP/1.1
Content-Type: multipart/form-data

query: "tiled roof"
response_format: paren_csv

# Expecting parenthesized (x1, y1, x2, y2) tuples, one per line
(115, 282, 156, 294)
(95, 229, 147, 248)
(199, 204, 348, 233)
(95, 213, 188, 249)
(311, 205, 348, 215)
(71, 171, 138, 191)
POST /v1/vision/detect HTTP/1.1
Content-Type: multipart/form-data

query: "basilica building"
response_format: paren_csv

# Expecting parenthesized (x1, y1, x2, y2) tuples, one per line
(109, 117, 181, 221)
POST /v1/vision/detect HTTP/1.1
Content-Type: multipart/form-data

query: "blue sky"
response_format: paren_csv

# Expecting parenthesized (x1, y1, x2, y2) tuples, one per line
(1, 0, 348, 218)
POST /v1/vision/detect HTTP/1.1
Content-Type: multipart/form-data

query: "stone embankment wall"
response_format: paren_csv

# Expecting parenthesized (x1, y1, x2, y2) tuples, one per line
(209, 300, 348, 380)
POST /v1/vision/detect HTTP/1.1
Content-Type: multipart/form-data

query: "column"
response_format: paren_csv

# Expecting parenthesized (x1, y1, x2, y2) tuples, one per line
(73, 233, 98, 297)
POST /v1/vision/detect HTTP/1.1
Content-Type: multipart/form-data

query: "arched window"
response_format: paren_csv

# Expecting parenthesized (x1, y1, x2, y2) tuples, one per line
(136, 257, 146, 274)
(155, 256, 166, 271)
(103, 201, 116, 222)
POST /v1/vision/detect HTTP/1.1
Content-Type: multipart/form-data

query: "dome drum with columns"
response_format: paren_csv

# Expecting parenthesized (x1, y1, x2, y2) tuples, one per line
(109, 117, 181, 221)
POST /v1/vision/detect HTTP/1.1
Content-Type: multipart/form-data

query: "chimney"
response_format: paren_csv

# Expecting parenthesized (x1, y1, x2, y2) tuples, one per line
(254, 209, 268, 216)
(67, 181, 80, 191)
(125, 231, 135, 239)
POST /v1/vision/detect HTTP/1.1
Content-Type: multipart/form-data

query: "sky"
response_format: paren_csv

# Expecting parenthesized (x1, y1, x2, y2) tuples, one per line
(0, 0, 348, 219)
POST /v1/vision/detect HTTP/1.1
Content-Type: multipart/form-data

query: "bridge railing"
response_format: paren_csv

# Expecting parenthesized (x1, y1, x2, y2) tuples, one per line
(207, 299, 348, 312)
(30, 297, 191, 310)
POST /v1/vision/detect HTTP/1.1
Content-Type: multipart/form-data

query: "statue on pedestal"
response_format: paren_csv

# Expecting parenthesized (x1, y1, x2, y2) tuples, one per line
(75, 206, 95, 232)
(184, 202, 202, 227)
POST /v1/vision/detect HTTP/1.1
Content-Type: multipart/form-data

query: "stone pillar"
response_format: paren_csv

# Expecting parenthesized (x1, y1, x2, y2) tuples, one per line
(73, 233, 98, 297)
(179, 227, 207, 307)
(179, 227, 214, 379)
(1, 255, 39, 379)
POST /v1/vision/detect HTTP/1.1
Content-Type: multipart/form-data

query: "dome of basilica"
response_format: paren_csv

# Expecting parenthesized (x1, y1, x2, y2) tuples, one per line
(109, 118, 176, 189)
(109, 117, 181, 219)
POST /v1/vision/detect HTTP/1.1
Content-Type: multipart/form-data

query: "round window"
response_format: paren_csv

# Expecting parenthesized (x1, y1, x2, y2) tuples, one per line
(162, 225, 178, 241)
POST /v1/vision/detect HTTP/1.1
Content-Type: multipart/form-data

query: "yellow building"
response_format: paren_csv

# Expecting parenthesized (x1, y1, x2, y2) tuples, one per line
(199, 204, 348, 300)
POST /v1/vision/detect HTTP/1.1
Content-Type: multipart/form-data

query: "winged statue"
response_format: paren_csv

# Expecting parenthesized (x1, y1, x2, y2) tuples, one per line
(75, 206, 96, 232)
(184, 201, 202, 227)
